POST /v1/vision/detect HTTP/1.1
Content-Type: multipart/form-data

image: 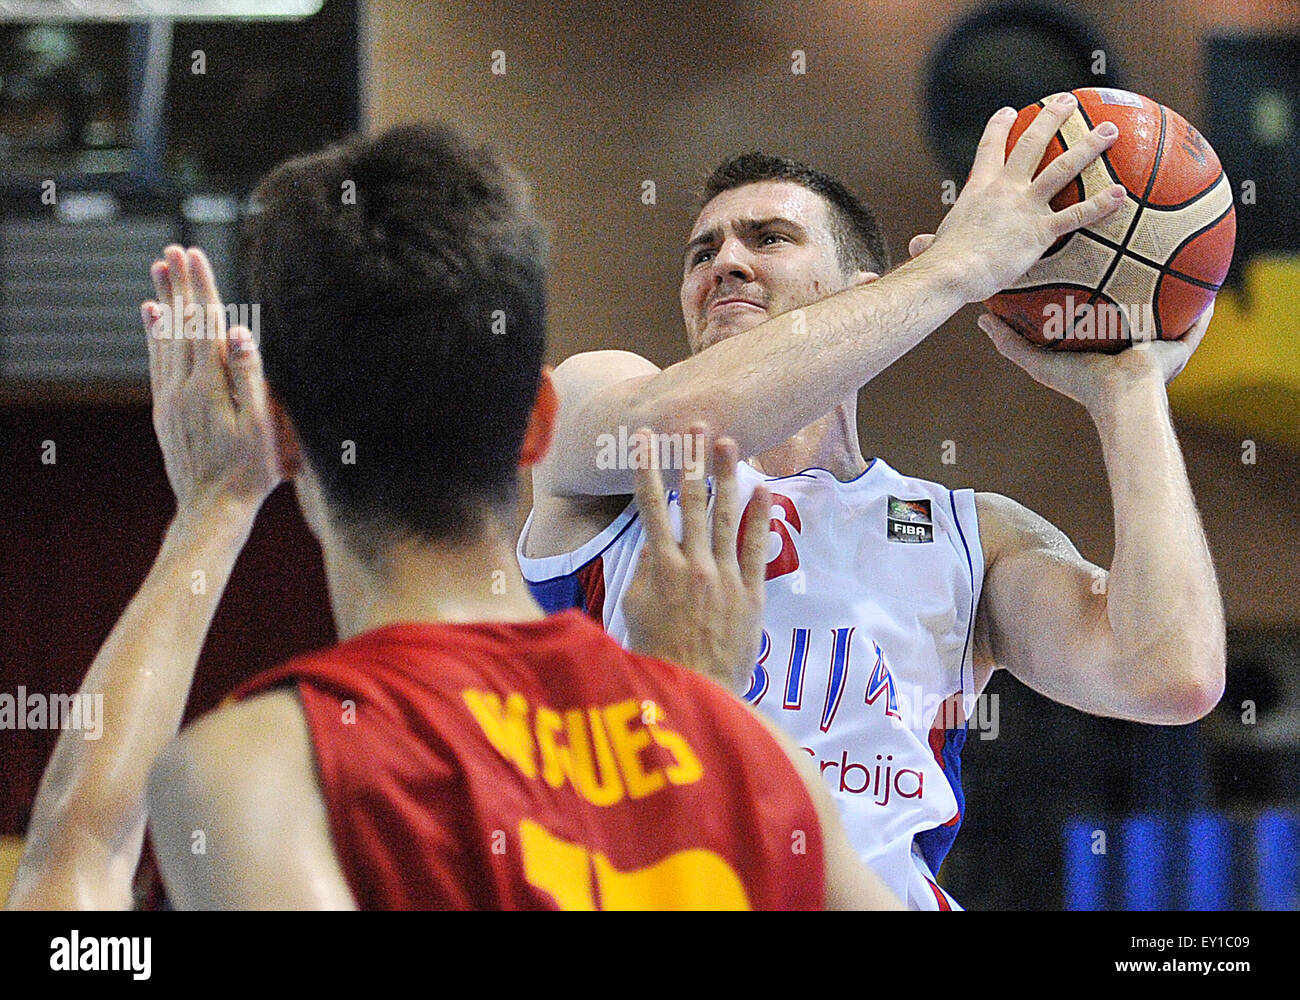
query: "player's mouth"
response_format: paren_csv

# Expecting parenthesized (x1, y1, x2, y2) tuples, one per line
(708, 297, 766, 314)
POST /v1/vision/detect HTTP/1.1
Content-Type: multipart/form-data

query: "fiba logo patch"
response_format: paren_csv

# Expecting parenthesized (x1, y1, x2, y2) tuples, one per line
(887, 496, 933, 543)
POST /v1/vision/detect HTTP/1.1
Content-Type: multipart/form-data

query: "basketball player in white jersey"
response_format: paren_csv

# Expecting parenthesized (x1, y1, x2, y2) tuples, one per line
(517, 96, 1226, 908)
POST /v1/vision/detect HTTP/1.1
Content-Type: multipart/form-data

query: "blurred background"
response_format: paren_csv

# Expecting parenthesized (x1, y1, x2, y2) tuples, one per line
(0, 0, 1296, 909)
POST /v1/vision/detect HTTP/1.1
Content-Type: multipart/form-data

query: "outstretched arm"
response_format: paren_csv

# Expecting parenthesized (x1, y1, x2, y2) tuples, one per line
(539, 95, 1127, 498)
(6, 247, 282, 909)
(974, 307, 1225, 725)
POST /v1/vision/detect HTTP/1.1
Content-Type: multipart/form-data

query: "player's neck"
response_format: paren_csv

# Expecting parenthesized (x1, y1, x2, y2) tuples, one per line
(322, 520, 545, 640)
(749, 402, 868, 481)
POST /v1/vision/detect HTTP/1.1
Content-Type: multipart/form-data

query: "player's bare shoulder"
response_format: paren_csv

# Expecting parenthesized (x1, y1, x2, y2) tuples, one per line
(147, 690, 354, 908)
(148, 690, 311, 806)
(550, 349, 660, 396)
(974, 490, 1086, 571)
(973, 491, 1021, 568)
(538, 349, 663, 495)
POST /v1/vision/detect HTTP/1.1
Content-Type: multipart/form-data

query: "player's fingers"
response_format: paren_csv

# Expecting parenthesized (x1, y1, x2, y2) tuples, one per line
(149, 261, 183, 382)
(1158, 299, 1215, 377)
(710, 436, 741, 567)
(163, 245, 197, 380)
(1180, 298, 1215, 346)
(968, 106, 1018, 185)
(188, 248, 228, 369)
(142, 301, 162, 392)
(163, 244, 193, 307)
(978, 312, 1053, 372)
(908, 233, 936, 258)
(1029, 121, 1119, 201)
(738, 485, 772, 591)
(678, 423, 711, 559)
(1048, 181, 1127, 239)
(226, 327, 272, 428)
(1004, 94, 1077, 178)
(631, 427, 675, 557)
(150, 259, 172, 306)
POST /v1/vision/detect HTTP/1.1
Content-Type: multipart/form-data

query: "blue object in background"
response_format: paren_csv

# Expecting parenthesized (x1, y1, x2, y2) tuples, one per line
(1063, 818, 1108, 910)
(1065, 810, 1299, 909)
(1185, 811, 1233, 910)
(1121, 815, 1171, 910)
(1255, 812, 1300, 910)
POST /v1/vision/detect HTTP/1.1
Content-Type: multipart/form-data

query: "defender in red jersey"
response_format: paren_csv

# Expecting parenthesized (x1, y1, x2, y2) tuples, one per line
(225, 611, 822, 909)
(10, 122, 897, 910)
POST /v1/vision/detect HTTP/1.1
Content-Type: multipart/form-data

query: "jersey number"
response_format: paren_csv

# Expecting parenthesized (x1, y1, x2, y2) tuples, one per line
(518, 818, 750, 910)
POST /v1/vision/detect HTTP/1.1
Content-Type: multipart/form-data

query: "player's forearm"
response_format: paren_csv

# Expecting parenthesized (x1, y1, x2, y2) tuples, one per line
(627, 253, 972, 459)
(8, 504, 255, 909)
(1091, 374, 1225, 720)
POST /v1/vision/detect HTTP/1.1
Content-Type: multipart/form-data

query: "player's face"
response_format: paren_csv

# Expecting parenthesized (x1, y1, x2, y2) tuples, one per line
(681, 180, 848, 354)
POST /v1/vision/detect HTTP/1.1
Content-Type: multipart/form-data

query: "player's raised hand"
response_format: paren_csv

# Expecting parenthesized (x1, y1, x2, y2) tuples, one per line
(923, 94, 1127, 303)
(143, 245, 282, 523)
(623, 423, 771, 690)
(978, 300, 1215, 410)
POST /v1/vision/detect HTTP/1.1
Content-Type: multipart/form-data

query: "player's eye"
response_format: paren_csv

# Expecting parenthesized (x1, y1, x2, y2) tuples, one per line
(759, 232, 789, 247)
(690, 248, 716, 266)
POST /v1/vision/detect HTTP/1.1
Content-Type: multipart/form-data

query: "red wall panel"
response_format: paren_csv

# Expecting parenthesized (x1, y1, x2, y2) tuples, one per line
(0, 403, 335, 835)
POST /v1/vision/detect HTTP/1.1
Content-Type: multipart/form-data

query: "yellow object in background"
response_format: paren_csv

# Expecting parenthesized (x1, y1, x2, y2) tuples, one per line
(0, 836, 23, 904)
(1169, 255, 1300, 451)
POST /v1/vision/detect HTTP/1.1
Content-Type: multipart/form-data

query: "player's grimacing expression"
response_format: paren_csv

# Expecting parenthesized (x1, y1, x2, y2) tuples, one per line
(681, 180, 851, 354)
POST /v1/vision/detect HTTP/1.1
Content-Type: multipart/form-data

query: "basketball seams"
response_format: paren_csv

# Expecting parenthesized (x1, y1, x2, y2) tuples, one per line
(994, 280, 1115, 296)
(1090, 102, 1167, 316)
(992, 281, 1132, 351)
(1162, 272, 1224, 292)
(1080, 177, 1232, 276)
(1073, 101, 1123, 187)
(1149, 199, 1234, 338)
(1103, 257, 1163, 341)
(1144, 170, 1227, 212)
(1139, 101, 1168, 204)
(1126, 173, 1234, 265)
(1158, 201, 1237, 291)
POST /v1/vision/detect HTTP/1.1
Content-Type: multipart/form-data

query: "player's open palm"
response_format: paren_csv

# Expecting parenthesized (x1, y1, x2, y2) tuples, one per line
(977, 300, 1215, 410)
(143, 245, 282, 519)
(924, 94, 1127, 303)
(623, 425, 771, 691)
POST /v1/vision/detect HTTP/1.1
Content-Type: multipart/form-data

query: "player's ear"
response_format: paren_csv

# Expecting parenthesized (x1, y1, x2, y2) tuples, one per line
(267, 389, 304, 479)
(518, 366, 558, 468)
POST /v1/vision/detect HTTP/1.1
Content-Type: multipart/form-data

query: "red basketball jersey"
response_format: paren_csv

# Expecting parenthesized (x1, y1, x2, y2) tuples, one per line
(230, 610, 825, 910)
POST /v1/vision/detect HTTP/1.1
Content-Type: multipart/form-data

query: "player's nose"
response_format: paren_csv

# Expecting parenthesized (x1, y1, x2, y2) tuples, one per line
(710, 236, 755, 282)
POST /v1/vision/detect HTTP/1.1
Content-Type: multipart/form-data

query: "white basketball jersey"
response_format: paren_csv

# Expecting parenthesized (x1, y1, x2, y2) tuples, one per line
(518, 459, 983, 910)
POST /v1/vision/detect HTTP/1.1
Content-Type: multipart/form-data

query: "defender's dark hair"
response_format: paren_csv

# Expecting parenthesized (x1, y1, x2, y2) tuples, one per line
(701, 153, 891, 275)
(245, 122, 547, 564)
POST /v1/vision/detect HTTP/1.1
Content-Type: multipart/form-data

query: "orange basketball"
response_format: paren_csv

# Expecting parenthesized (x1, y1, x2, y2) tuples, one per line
(986, 87, 1236, 353)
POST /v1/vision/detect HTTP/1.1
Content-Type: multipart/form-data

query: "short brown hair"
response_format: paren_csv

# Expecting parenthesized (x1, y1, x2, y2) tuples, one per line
(702, 152, 891, 274)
